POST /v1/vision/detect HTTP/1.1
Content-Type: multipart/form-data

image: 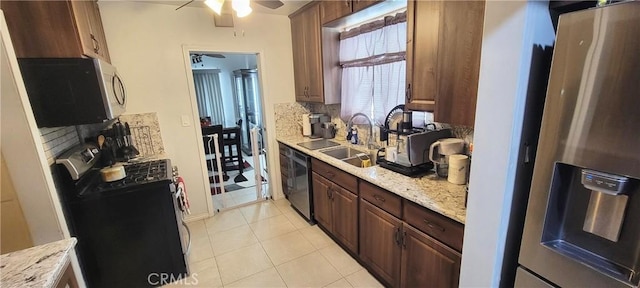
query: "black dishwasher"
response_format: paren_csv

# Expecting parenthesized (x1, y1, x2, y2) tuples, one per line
(280, 144, 314, 222)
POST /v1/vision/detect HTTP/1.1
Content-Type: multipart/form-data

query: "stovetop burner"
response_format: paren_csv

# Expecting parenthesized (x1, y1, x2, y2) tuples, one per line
(94, 160, 171, 193)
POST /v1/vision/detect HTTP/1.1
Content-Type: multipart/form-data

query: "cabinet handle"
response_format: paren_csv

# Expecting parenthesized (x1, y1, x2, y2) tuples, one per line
(373, 195, 386, 203)
(402, 230, 407, 248)
(345, 0, 350, 8)
(326, 171, 335, 178)
(394, 227, 401, 246)
(91, 34, 100, 53)
(406, 83, 412, 101)
(423, 219, 445, 232)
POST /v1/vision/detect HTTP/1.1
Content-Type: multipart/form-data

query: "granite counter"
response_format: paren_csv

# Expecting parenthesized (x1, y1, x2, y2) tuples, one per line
(1, 238, 78, 288)
(277, 135, 467, 224)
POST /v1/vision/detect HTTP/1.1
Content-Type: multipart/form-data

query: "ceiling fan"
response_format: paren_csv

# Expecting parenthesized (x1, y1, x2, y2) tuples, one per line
(175, 0, 284, 17)
(191, 53, 226, 64)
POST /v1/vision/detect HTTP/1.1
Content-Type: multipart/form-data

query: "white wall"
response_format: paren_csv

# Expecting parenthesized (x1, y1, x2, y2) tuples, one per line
(99, 2, 295, 218)
(459, 0, 555, 286)
(192, 54, 258, 126)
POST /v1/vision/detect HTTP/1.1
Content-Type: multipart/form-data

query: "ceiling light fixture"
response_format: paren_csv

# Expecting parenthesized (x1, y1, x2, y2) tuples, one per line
(205, 0, 252, 18)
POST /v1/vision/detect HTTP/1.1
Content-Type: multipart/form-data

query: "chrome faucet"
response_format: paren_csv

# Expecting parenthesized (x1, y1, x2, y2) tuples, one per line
(346, 113, 378, 150)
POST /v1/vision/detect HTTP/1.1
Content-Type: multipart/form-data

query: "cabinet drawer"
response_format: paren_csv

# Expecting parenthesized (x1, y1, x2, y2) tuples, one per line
(403, 200, 464, 252)
(360, 181, 402, 218)
(311, 158, 357, 193)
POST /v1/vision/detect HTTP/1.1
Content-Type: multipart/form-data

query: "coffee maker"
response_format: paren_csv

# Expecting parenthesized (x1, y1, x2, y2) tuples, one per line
(309, 114, 329, 139)
(429, 138, 465, 177)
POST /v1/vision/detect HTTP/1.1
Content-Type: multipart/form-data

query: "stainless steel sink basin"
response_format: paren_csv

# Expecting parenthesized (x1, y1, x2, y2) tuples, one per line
(321, 147, 366, 159)
(320, 146, 374, 168)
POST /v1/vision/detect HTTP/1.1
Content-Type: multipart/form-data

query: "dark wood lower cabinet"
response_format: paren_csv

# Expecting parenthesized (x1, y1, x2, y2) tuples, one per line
(312, 172, 332, 230)
(331, 185, 358, 254)
(360, 199, 402, 287)
(312, 171, 358, 254)
(401, 224, 462, 288)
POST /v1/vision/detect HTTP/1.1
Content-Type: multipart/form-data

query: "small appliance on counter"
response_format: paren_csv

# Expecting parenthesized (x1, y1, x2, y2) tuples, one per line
(321, 122, 337, 139)
(377, 128, 453, 177)
(52, 144, 189, 287)
(429, 138, 465, 178)
(309, 113, 330, 139)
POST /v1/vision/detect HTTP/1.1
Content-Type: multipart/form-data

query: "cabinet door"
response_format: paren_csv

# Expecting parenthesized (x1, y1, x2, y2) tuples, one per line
(312, 172, 332, 230)
(70, 0, 97, 59)
(401, 224, 461, 288)
(0, 1, 83, 58)
(302, 4, 324, 103)
(405, 0, 440, 111)
(290, 11, 308, 101)
(351, 0, 382, 13)
(331, 185, 358, 254)
(320, 0, 352, 25)
(87, 0, 111, 62)
(360, 199, 402, 287)
(434, 1, 484, 126)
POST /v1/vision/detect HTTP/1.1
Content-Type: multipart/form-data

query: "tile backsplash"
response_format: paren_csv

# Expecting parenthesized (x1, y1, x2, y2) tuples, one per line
(40, 126, 80, 165)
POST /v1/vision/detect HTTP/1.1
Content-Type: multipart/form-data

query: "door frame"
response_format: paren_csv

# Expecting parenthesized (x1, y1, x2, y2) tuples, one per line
(181, 45, 271, 216)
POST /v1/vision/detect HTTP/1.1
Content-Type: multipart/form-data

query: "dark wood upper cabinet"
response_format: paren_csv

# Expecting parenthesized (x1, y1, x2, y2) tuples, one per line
(1, 0, 111, 63)
(289, 3, 329, 103)
(405, 0, 485, 127)
(400, 224, 462, 288)
(320, 0, 383, 24)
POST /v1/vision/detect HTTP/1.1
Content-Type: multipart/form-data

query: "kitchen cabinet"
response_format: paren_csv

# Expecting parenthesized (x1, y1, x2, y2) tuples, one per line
(289, 3, 324, 103)
(358, 181, 463, 288)
(360, 199, 402, 287)
(311, 164, 358, 254)
(400, 224, 461, 288)
(1, 0, 111, 62)
(319, 0, 382, 25)
(405, 0, 484, 127)
(311, 172, 358, 253)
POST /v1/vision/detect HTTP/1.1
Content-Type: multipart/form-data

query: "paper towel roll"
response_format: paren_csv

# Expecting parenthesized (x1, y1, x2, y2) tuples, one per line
(448, 154, 469, 185)
(302, 114, 311, 136)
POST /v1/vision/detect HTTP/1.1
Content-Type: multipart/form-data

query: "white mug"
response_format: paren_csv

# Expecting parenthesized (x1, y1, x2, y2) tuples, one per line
(447, 154, 469, 185)
(386, 147, 398, 162)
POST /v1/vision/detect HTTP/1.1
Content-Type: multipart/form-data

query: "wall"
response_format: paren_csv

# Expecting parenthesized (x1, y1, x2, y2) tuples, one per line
(459, 0, 555, 286)
(99, 2, 296, 217)
(192, 54, 258, 126)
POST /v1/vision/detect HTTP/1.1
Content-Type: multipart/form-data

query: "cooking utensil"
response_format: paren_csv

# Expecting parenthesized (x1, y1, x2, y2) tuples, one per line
(97, 135, 105, 149)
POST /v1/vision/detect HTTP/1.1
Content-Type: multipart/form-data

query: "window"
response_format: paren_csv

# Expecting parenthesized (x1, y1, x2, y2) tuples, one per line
(339, 12, 408, 125)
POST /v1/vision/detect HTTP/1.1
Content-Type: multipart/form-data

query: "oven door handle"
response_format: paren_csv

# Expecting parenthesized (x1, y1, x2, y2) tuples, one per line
(181, 220, 191, 256)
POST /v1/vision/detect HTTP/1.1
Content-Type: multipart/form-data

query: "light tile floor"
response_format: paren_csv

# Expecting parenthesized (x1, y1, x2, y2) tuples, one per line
(165, 199, 383, 288)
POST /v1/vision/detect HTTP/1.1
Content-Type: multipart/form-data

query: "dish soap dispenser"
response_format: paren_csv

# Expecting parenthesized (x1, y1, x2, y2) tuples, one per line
(350, 127, 358, 144)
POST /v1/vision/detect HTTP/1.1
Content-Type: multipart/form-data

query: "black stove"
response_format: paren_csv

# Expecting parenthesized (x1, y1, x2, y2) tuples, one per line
(96, 160, 171, 192)
(52, 145, 188, 287)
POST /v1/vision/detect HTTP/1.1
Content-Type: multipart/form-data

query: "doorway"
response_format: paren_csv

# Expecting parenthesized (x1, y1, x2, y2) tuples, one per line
(189, 51, 269, 211)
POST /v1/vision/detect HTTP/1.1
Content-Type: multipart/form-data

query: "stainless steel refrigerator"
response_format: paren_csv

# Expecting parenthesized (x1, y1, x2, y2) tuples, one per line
(517, 2, 640, 287)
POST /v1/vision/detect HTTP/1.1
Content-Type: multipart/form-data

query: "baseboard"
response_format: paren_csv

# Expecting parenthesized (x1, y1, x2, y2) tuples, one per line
(183, 212, 211, 223)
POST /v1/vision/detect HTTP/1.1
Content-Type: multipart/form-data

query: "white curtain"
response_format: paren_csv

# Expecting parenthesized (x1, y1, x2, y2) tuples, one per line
(340, 15, 407, 125)
(193, 69, 225, 125)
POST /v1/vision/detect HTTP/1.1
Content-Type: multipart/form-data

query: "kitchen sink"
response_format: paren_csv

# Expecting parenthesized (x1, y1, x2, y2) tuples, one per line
(320, 146, 374, 168)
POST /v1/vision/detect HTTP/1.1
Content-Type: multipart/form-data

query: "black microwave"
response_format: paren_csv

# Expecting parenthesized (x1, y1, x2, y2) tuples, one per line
(18, 58, 126, 127)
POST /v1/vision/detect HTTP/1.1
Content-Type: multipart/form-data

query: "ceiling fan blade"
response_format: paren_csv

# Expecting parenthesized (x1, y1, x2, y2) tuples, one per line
(203, 54, 226, 58)
(175, 0, 195, 10)
(254, 0, 284, 9)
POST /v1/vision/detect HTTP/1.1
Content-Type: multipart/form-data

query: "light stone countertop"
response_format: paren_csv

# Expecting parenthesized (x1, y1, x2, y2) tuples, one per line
(278, 135, 467, 224)
(0, 238, 77, 288)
